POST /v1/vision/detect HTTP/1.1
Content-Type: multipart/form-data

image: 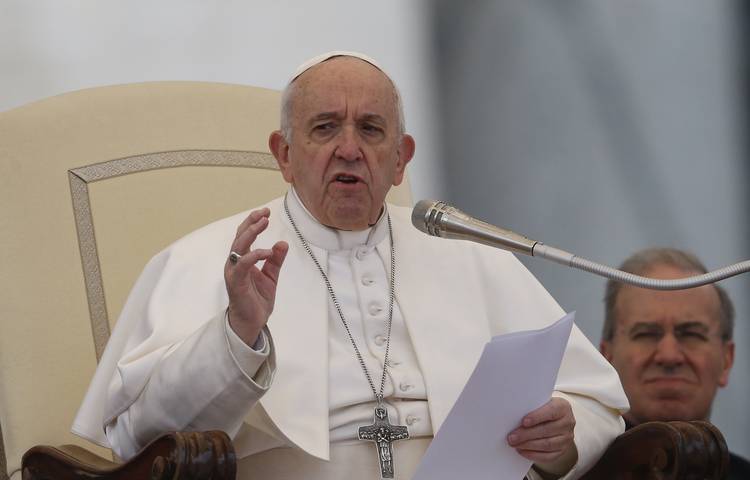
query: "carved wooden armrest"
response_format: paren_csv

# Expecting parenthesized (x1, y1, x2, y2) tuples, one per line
(21, 431, 236, 480)
(580, 420, 729, 480)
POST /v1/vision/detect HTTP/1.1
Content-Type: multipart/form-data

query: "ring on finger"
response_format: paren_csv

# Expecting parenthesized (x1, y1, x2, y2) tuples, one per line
(229, 251, 242, 264)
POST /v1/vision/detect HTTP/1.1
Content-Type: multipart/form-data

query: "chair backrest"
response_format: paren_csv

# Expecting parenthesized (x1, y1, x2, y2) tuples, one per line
(0, 81, 412, 480)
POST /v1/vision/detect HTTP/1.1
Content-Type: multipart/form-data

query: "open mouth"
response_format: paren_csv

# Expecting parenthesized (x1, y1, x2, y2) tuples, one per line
(335, 174, 360, 184)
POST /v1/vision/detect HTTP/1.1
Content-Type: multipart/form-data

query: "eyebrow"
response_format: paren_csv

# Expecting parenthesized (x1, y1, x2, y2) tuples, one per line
(309, 112, 340, 123)
(628, 322, 661, 333)
(627, 321, 711, 334)
(674, 322, 710, 333)
(359, 113, 387, 125)
(307, 112, 388, 124)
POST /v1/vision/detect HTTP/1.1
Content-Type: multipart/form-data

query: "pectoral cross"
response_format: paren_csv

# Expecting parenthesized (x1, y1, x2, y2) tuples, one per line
(358, 405, 410, 479)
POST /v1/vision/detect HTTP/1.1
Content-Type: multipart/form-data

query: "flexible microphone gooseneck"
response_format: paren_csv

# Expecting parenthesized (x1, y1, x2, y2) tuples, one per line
(412, 200, 750, 290)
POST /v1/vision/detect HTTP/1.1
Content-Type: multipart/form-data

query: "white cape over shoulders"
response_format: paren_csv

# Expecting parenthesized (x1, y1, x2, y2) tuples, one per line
(73, 194, 628, 477)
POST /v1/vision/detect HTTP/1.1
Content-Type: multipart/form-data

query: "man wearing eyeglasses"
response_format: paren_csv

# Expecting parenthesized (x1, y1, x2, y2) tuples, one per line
(599, 247, 750, 478)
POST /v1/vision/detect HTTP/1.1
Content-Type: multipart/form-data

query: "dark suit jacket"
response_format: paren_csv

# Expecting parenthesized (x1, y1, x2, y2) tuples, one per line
(728, 452, 750, 480)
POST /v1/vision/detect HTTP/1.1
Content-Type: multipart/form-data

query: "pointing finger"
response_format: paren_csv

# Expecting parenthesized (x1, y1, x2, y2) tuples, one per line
(234, 208, 270, 240)
(232, 216, 270, 256)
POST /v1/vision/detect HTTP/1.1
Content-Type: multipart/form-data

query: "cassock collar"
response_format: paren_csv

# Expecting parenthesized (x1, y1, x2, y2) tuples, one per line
(287, 188, 389, 252)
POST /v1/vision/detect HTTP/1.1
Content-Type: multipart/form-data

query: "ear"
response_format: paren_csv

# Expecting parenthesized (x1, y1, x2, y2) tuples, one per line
(392, 134, 415, 186)
(269, 130, 294, 183)
(599, 340, 614, 362)
(718, 340, 735, 387)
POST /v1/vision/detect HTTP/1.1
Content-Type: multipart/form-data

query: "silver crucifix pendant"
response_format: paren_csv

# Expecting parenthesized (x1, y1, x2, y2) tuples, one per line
(358, 405, 410, 478)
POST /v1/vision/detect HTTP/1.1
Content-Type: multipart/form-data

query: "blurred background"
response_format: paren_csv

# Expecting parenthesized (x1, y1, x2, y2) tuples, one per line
(2, 0, 747, 459)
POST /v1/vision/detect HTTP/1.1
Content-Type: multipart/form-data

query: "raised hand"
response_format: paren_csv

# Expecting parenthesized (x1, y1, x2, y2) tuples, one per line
(224, 208, 288, 346)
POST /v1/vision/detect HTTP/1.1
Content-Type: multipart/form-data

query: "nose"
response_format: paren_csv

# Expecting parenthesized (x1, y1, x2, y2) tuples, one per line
(653, 333, 685, 368)
(334, 126, 363, 162)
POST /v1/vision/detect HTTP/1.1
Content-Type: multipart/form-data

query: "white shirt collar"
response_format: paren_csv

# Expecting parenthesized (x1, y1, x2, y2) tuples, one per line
(286, 188, 389, 252)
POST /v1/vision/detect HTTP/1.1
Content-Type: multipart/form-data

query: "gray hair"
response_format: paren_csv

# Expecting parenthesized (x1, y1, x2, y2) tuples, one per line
(602, 247, 734, 342)
(279, 58, 406, 142)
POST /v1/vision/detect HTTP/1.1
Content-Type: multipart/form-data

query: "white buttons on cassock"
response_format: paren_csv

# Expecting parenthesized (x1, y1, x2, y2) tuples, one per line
(368, 303, 383, 316)
(355, 246, 369, 260)
(325, 234, 430, 441)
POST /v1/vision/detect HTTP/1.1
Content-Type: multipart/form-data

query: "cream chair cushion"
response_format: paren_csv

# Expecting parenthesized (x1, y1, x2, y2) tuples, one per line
(0, 81, 411, 480)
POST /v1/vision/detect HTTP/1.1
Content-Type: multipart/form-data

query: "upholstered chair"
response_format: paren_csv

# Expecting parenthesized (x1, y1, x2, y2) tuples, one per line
(0, 82, 725, 480)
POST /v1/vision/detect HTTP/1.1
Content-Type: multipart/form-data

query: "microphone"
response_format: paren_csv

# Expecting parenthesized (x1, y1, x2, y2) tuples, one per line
(411, 199, 750, 290)
(411, 200, 539, 256)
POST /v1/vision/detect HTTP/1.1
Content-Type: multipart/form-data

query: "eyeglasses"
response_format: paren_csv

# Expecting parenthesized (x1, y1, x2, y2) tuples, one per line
(624, 322, 721, 350)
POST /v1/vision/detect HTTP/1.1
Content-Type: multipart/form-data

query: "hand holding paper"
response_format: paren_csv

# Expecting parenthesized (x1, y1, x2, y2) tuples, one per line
(508, 396, 577, 473)
(413, 312, 575, 480)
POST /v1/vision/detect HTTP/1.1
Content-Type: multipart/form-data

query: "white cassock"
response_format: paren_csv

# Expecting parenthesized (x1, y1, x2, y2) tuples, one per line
(73, 189, 629, 479)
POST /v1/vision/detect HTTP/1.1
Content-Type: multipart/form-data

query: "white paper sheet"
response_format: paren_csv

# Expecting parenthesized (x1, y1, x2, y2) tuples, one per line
(413, 312, 575, 480)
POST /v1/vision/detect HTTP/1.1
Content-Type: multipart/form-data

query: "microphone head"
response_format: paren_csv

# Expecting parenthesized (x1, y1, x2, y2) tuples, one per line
(411, 199, 440, 235)
(411, 199, 538, 255)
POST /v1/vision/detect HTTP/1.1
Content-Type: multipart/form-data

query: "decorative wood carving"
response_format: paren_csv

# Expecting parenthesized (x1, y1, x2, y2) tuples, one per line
(580, 420, 729, 480)
(21, 431, 235, 480)
(18, 421, 729, 479)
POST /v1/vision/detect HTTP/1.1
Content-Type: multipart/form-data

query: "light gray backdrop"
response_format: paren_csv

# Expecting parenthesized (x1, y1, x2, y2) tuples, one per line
(3, 0, 747, 462)
(434, 0, 749, 458)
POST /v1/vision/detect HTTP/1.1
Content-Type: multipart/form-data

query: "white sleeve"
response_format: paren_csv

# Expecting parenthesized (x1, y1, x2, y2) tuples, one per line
(477, 251, 627, 479)
(105, 311, 275, 460)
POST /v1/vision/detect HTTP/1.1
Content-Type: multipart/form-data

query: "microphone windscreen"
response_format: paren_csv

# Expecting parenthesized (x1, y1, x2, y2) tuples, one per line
(411, 200, 438, 234)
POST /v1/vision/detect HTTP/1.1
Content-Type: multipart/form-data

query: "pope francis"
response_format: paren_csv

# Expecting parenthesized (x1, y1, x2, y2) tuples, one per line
(73, 52, 629, 480)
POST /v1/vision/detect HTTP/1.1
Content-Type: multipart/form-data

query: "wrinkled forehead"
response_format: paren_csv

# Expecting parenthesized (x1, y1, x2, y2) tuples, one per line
(614, 284, 722, 328)
(290, 56, 399, 121)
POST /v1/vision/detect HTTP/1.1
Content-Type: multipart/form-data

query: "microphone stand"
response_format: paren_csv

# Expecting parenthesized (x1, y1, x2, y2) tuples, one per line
(413, 200, 750, 291)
